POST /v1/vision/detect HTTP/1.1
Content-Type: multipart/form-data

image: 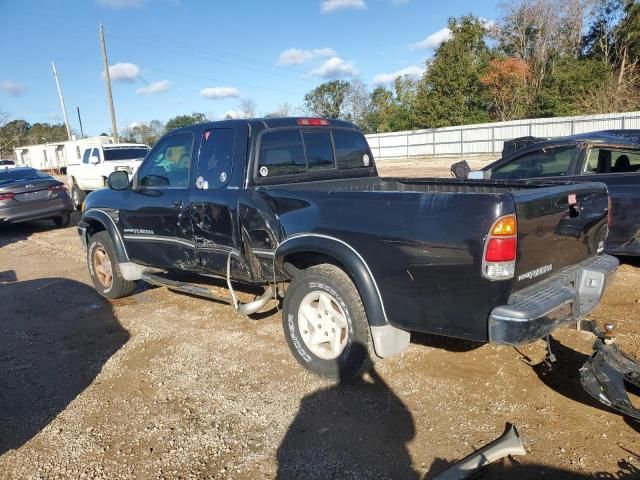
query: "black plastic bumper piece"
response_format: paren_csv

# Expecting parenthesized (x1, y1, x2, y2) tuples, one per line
(488, 254, 619, 345)
(580, 339, 640, 420)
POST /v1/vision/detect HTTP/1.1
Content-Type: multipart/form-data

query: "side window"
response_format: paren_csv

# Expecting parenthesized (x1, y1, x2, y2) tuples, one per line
(136, 132, 193, 188)
(492, 146, 578, 180)
(258, 129, 306, 178)
(333, 129, 372, 169)
(585, 148, 640, 174)
(302, 131, 334, 170)
(92, 148, 100, 161)
(196, 129, 234, 189)
(82, 149, 91, 164)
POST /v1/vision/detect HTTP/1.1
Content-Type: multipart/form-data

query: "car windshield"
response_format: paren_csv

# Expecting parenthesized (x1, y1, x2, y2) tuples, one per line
(0, 168, 49, 185)
(0, 160, 15, 165)
(103, 147, 150, 161)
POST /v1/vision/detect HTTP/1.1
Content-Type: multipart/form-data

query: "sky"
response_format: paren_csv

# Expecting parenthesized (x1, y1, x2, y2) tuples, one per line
(0, 0, 499, 137)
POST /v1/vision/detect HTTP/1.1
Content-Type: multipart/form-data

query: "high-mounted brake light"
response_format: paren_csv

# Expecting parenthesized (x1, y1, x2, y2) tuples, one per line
(298, 118, 330, 126)
(48, 184, 67, 192)
(482, 214, 517, 280)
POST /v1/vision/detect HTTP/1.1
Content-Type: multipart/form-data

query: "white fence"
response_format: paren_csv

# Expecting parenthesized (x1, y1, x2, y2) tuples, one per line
(365, 111, 640, 160)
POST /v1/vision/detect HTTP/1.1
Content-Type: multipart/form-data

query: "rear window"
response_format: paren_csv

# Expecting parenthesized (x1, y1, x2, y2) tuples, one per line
(0, 168, 49, 184)
(103, 147, 150, 161)
(333, 129, 371, 169)
(491, 146, 578, 180)
(257, 128, 372, 179)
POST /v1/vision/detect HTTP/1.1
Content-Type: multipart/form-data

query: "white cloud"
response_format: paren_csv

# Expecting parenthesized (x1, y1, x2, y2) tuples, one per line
(223, 110, 245, 119)
(103, 62, 141, 82)
(0, 80, 24, 97)
(309, 57, 357, 78)
(277, 47, 336, 65)
(136, 79, 172, 95)
(200, 87, 240, 99)
(97, 0, 145, 8)
(372, 65, 424, 86)
(411, 27, 451, 50)
(127, 121, 141, 129)
(320, 0, 366, 13)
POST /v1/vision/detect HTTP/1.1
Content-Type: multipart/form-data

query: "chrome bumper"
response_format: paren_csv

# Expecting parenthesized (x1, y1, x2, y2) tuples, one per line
(488, 254, 619, 345)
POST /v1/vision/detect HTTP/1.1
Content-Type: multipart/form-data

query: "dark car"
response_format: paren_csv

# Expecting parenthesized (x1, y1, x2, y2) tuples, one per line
(0, 167, 73, 226)
(471, 130, 640, 256)
(78, 117, 616, 379)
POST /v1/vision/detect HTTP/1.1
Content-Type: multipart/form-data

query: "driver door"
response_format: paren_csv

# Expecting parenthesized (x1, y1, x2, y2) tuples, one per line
(119, 132, 196, 270)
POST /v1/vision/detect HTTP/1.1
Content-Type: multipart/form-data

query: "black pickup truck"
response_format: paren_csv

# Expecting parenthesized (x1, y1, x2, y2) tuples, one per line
(78, 117, 618, 379)
(469, 130, 640, 256)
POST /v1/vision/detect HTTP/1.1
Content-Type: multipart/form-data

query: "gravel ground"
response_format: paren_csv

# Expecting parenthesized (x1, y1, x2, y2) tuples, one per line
(1, 158, 639, 479)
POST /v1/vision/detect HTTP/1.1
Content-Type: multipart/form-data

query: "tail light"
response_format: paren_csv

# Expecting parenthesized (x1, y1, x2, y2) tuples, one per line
(48, 184, 67, 192)
(482, 214, 517, 280)
(297, 118, 330, 126)
(0, 192, 14, 201)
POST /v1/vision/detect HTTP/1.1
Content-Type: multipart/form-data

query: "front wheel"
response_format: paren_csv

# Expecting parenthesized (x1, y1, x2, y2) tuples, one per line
(71, 181, 86, 210)
(282, 264, 374, 380)
(87, 231, 136, 299)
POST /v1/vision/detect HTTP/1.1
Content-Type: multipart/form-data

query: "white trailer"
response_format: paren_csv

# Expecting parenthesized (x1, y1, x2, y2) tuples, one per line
(14, 136, 114, 173)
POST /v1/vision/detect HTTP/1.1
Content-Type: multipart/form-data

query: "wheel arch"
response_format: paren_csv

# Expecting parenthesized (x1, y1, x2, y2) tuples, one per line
(275, 234, 387, 327)
(82, 209, 129, 263)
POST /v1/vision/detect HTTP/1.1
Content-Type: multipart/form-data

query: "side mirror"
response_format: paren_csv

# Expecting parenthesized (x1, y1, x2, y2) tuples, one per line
(108, 170, 130, 190)
(90, 155, 100, 165)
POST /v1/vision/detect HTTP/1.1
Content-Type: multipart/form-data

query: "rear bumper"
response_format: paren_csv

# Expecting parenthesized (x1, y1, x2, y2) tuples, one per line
(488, 254, 619, 345)
(0, 196, 73, 224)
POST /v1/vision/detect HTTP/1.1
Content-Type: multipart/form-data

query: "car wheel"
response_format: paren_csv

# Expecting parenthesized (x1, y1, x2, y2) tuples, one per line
(53, 211, 71, 227)
(87, 231, 136, 299)
(282, 263, 374, 380)
(71, 181, 85, 210)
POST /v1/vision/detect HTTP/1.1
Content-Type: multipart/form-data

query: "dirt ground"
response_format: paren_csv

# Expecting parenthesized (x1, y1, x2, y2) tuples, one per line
(1, 158, 639, 479)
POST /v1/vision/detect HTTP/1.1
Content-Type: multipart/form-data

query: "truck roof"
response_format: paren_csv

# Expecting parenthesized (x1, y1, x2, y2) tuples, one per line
(168, 117, 359, 134)
(505, 129, 640, 156)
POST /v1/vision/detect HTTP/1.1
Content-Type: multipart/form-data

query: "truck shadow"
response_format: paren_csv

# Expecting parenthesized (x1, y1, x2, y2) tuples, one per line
(0, 275, 128, 455)
(0, 212, 80, 248)
(276, 344, 419, 479)
(411, 332, 484, 352)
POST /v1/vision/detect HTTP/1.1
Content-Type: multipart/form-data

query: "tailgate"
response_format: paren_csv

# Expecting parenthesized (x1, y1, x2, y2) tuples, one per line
(512, 182, 609, 290)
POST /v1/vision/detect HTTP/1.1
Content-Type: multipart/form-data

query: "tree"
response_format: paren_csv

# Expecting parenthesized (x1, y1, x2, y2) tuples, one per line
(303, 80, 351, 119)
(121, 120, 164, 146)
(239, 99, 257, 118)
(265, 102, 292, 118)
(482, 57, 531, 120)
(164, 113, 207, 133)
(343, 79, 372, 131)
(412, 15, 491, 128)
(0, 118, 30, 157)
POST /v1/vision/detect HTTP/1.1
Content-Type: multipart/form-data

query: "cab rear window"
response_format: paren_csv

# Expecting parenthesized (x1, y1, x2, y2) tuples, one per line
(257, 128, 371, 179)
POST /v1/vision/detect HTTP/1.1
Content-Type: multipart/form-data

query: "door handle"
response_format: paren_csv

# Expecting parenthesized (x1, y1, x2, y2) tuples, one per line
(171, 200, 183, 209)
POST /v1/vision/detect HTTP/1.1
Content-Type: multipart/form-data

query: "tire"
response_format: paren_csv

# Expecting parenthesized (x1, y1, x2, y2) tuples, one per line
(87, 231, 136, 299)
(282, 263, 374, 380)
(53, 211, 71, 227)
(71, 180, 86, 210)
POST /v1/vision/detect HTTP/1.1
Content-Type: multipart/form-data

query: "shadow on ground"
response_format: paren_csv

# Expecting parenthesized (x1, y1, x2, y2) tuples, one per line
(277, 344, 418, 479)
(0, 211, 80, 248)
(0, 274, 128, 455)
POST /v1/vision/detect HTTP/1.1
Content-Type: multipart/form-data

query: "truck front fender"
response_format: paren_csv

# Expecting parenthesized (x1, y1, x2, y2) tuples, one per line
(80, 208, 129, 264)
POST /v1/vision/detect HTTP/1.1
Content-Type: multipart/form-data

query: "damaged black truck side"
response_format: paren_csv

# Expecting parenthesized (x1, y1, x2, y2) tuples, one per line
(78, 117, 618, 379)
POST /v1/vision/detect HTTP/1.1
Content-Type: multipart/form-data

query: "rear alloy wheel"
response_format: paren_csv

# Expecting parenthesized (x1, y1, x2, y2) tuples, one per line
(88, 231, 136, 299)
(282, 263, 374, 380)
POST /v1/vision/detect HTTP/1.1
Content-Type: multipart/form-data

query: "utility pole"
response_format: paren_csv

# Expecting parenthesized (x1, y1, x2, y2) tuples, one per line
(76, 106, 85, 138)
(99, 20, 118, 142)
(51, 61, 72, 141)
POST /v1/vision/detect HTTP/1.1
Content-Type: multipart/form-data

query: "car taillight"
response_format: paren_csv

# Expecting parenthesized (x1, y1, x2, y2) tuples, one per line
(0, 192, 14, 201)
(297, 118, 330, 126)
(482, 214, 517, 280)
(48, 184, 67, 192)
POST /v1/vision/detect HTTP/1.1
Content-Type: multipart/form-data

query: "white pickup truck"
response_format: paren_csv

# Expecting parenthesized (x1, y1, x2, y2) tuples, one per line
(67, 143, 150, 208)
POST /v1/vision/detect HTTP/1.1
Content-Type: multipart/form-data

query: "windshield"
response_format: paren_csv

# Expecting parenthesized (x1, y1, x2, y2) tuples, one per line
(0, 160, 15, 165)
(0, 168, 50, 185)
(103, 147, 150, 161)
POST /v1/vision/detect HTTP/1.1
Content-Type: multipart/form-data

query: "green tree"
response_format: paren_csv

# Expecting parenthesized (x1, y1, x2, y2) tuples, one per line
(412, 15, 491, 128)
(121, 120, 164, 146)
(0, 118, 30, 156)
(164, 113, 207, 133)
(303, 80, 351, 119)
